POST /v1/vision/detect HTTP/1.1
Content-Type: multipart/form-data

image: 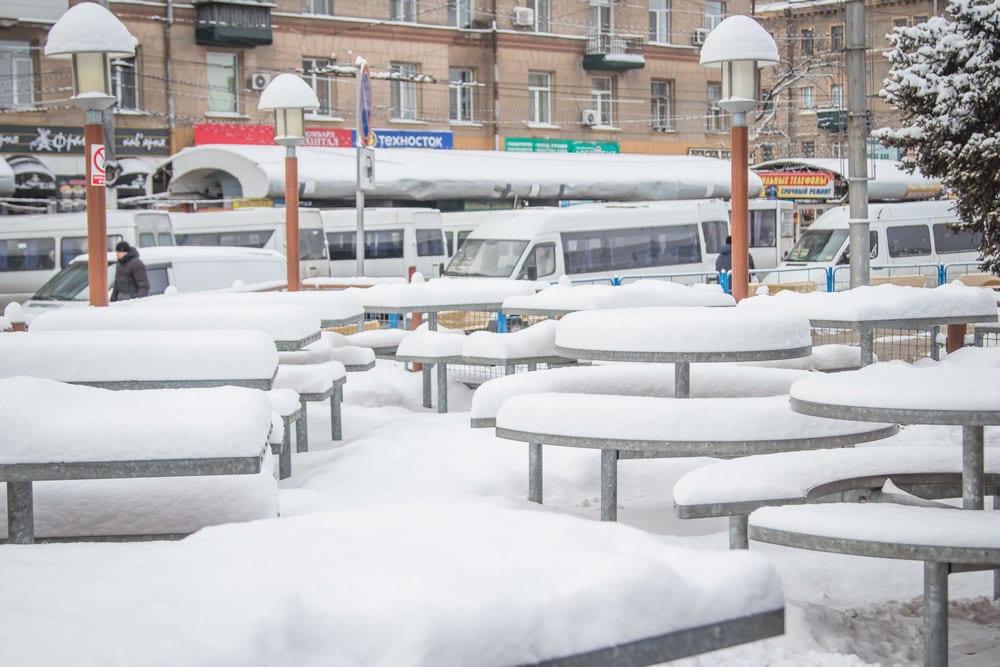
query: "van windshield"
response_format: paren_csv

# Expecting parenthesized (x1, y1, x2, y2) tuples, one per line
(785, 229, 849, 262)
(444, 239, 528, 278)
(31, 262, 97, 301)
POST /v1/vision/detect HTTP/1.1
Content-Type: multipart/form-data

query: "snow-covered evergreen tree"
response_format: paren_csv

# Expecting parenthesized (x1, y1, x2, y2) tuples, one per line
(877, 0, 1000, 273)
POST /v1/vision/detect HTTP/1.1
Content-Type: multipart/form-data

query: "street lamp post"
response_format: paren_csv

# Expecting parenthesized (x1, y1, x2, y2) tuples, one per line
(258, 74, 319, 292)
(700, 16, 779, 302)
(45, 3, 136, 307)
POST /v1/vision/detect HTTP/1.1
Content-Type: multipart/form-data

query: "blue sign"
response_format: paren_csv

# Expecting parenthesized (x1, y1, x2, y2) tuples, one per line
(371, 130, 453, 150)
(359, 64, 374, 147)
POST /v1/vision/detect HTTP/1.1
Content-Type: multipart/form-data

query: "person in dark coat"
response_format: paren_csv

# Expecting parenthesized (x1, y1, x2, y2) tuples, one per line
(110, 241, 149, 302)
(715, 235, 755, 274)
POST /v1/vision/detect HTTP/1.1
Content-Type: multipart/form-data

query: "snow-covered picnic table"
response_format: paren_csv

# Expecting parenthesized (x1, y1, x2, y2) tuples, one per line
(29, 303, 322, 351)
(500, 278, 734, 317)
(738, 283, 999, 364)
(0, 377, 273, 544)
(495, 394, 895, 521)
(554, 306, 813, 397)
(361, 277, 536, 322)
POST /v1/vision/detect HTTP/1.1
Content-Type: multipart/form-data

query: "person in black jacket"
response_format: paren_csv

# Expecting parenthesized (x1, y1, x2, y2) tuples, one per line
(714, 235, 755, 274)
(110, 241, 150, 301)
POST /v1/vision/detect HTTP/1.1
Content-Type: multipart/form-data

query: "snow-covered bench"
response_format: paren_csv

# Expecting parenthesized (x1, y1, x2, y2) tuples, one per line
(274, 362, 348, 454)
(674, 446, 1000, 549)
(278, 334, 376, 372)
(749, 503, 1000, 667)
(975, 322, 1000, 347)
(0, 330, 279, 390)
(29, 303, 322, 351)
(141, 289, 365, 330)
(0, 377, 275, 544)
(471, 363, 810, 428)
(495, 394, 897, 521)
(394, 321, 576, 413)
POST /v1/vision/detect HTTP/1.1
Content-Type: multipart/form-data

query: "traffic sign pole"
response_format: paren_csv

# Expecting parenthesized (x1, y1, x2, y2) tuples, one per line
(355, 57, 374, 278)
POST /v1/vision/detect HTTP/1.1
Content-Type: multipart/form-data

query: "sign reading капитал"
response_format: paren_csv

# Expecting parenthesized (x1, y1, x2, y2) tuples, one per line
(0, 124, 170, 156)
(758, 170, 836, 199)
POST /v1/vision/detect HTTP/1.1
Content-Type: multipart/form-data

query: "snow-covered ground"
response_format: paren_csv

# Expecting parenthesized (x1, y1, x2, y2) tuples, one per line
(2, 358, 999, 665)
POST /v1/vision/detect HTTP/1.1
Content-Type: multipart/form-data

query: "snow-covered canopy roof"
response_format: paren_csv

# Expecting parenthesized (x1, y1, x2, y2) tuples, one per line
(44, 3, 137, 58)
(753, 158, 943, 201)
(154, 145, 763, 202)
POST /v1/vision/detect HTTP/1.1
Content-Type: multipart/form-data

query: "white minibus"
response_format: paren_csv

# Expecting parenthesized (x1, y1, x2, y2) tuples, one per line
(21, 246, 287, 317)
(321, 207, 448, 278)
(170, 208, 330, 280)
(441, 210, 500, 258)
(766, 200, 982, 290)
(442, 200, 731, 283)
(0, 210, 174, 308)
(743, 199, 798, 270)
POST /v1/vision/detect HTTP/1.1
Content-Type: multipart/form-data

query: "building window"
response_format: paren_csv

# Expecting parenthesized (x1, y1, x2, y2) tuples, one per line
(0, 40, 34, 109)
(111, 56, 139, 111)
(707, 82, 727, 132)
(206, 52, 238, 114)
(832, 143, 845, 158)
(449, 67, 474, 122)
(800, 86, 815, 110)
(830, 84, 843, 109)
(649, 0, 670, 43)
(528, 71, 551, 124)
(830, 25, 844, 51)
(802, 141, 816, 158)
(801, 28, 815, 56)
(704, 0, 725, 30)
(448, 0, 472, 28)
(592, 76, 613, 126)
(390, 0, 416, 22)
(650, 79, 672, 131)
(301, 0, 330, 14)
(590, 0, 613, 37)
(914, 15, 929, 26)
(390, 63, 419, 120)
(529, 0, 550, 32)
(893, 17, 909, 28)
(303, 57, 333, 116)
(760, 144, 774, 161)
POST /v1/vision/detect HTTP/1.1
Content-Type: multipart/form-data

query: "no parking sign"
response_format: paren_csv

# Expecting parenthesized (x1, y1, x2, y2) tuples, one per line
(90, 144, 106, 186)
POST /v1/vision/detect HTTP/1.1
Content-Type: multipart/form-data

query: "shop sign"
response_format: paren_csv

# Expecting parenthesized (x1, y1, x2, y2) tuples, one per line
(758, 170, 836, 199)
(373, 130, 452, 150)
(504, 138, 619, 153)
(194, 123, 354, 148)
(0, 125, 169, 156)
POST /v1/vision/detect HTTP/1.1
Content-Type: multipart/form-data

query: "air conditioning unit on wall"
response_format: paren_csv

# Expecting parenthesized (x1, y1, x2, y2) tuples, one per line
(581, 109, 600, 126)
(692, 28, 710, 46)
(248, 72, 272, 91)
(512, 6, 535, 27)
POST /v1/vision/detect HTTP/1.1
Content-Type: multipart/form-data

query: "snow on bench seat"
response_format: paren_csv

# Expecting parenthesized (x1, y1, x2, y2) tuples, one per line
(361, 278, 535, 310)
(674, 446, 1000, 548)
(141, 289, 364, 328)
(462, 319, 562, 363)
(471, 363, 809, 427)
(279, 339, 375, 372)
(501, 278, 734, 315)
(0, 377, 274, 543)
(29, 303, 321, 351)
(0, 501, 785, 665)
(0, 330, 278, 389)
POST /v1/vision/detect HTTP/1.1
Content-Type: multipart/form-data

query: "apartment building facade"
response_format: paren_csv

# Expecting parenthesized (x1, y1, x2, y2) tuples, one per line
(753, 0, 945, 162)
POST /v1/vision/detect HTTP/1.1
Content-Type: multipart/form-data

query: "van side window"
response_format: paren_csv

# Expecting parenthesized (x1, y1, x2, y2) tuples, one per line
(327, 232, 357, 260)
(870, 231, 879, 259)
(61, 237, 88, 268)
(299, 228, 328, 260)
(146, 267, 170, 295)
(702, 221, 728, 254)
(175, 231, 272, 248)
(157, 232, 174, 246)
(749, 211, 776, 248)
(563, 231, 606, 274)
(416, 229, 445, 257)
(518, 243, 557, 280)
(138, 233, 156, 247)
(445, 231, 455, 256)
(0, 238, 55, 272)
(932, 223, 981, 254)
(886, 225, 931, 258)
(365, 230, 404, 259)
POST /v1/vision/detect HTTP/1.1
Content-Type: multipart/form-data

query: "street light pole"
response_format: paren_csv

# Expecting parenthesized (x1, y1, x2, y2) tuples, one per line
(285, 146, 301, 291)
(45, 3, 136, 307)
(730, 113, 750, 302)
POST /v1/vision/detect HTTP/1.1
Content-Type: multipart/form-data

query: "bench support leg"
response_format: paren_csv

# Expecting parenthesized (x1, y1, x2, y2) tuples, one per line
(279, 421, 293, 480)
(601, 449, 619, 522)
(962, 425, 984, 510)
(527, 362, 537, 372)
(436, 363, 448, 414)
(924, 561, 949, 667)
(674, 361, 690, 399)
(929, 325, 941, 361)
(860, 324, 875, 366)
(422, 363, 433, 409)
(296, 400, 309, 453)
(729, 515, 749, 549)
(7, 481, 34, 544)
(504, 364, 515, 376)
(330, 386, 343, 441)
(528, 442, 543, 504)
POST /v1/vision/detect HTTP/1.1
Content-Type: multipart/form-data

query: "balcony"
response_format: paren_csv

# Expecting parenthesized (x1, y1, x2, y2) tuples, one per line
(194, 0, 274, 48)
(583, 33, 645, 71)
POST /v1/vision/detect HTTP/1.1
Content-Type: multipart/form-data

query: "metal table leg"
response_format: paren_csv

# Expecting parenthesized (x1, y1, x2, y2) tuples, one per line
(601, 449, 619, 521)
(528, 442, 543, 504)
(330, 386, 343, 441)
(436, 363, 448, 414)
(924, 561, 949, 667)
(7, 481, 34, 544)
(296, 400, 309, 453)
(729, 515, 749, 549)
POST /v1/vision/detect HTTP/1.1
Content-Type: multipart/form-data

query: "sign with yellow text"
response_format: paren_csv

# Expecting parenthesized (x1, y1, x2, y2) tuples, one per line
(758, 171, 835, 199)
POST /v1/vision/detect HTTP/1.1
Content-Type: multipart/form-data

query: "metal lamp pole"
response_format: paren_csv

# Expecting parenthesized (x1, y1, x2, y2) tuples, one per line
(730, 112, 750, 302)
(84, 109, 111, 305)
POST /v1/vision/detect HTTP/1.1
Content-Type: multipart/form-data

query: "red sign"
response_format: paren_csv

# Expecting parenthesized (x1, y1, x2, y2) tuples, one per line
(758, 170, 836, 199)
(194, 123, 353, 148)
(90, 144, 106, 186)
